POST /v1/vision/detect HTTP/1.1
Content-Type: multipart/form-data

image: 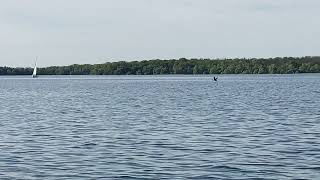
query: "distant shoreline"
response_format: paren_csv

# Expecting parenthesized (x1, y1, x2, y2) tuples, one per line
(1, 57, 320, 75)
(0, 73, 320, 77)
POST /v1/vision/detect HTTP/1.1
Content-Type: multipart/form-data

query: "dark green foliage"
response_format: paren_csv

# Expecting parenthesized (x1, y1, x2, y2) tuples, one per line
(1, 56, 320, 75)
(0, 67, 33, 75)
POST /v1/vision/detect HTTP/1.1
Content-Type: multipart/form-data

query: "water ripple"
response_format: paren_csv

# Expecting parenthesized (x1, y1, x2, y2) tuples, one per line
(0, 74, 319, 179)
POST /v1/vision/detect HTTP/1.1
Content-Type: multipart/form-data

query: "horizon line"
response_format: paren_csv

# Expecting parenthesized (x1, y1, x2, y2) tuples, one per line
(2, 55, 319, 68)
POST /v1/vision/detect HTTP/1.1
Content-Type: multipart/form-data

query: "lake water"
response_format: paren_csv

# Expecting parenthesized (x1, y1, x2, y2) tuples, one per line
(0, 74, 319, 179)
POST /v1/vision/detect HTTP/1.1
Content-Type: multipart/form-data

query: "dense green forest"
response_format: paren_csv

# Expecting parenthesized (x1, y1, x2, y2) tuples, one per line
(1, 57, 320, 75)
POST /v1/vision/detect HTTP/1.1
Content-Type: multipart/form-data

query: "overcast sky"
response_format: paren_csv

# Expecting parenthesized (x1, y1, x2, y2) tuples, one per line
(0, 0, 319, 67)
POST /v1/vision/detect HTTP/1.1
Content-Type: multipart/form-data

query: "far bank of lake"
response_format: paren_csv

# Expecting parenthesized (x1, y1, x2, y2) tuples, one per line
(1, 57, 320, 76)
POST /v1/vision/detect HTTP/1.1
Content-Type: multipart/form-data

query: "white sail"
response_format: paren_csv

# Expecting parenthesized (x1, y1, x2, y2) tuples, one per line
(32, 63, 37, 77)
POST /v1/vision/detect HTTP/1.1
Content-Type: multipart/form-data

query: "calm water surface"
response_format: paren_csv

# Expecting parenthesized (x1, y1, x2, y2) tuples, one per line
(0, 75, 319, 179)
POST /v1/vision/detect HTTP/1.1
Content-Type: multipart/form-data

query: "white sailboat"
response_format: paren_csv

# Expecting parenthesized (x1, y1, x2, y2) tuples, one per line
(32, 62, 38, 78)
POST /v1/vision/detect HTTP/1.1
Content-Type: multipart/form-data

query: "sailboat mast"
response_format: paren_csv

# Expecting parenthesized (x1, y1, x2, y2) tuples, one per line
(32, 58, 38, 78)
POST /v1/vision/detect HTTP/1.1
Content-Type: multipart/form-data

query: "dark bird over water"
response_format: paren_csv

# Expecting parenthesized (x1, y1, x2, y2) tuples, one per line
(213, 77, 218, 81)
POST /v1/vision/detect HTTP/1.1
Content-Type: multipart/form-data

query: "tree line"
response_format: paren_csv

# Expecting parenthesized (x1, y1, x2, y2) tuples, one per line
(1, 56, 320, 75)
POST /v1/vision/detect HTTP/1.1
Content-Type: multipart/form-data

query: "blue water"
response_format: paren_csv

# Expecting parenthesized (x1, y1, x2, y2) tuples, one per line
(0, 74, 319, 179)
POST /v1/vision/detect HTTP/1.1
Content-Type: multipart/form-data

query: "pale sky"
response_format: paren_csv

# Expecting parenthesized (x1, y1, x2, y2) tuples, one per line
(0, 0, 319, 67)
